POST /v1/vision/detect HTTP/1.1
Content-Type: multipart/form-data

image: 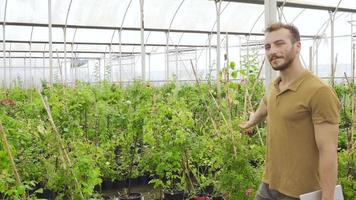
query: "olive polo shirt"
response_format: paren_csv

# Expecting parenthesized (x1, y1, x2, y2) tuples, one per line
(261, 70, 340, 198)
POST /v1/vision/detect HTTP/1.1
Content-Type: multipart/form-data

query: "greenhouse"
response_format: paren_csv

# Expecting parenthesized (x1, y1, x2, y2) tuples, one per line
(0, 0, 355, 199)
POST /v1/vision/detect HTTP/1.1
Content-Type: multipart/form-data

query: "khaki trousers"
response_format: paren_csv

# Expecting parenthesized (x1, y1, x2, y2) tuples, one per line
(255, 183, 300, 200)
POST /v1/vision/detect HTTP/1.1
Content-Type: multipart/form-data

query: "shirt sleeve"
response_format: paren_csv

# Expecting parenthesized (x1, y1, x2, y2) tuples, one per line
(309, 86, 341, 124)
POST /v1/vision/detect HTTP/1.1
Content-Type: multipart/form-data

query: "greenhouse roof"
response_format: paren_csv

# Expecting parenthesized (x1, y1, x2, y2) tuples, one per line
(0, 0, 355, 86)
(1, 0, 355, 48)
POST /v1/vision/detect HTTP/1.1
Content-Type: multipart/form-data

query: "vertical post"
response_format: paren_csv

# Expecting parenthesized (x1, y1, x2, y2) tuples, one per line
(330, 11, 335, 86)
(216, 0, 221, 75)
(63, 28, 67, 85)
(315, 41, 319, 76)
(29, 42, 32, 87)
(119, 31, 122, 84)
(48, 0, 53, 85)
(109, 44, 112, 82)
(140, 0, 145, 81)
(353, 44, 355, 84)
(215, 0, 222, 99)
(309, 46, 313, 72)
(175, 49, 178, 82)
(8, 51, 11, 87)
(166, 31, 169, 81)
(148, 53, 151, 81)
(87, 61, 90, 83)
(43, 52, 45, 82)
(351, 14, 354, 83)
(208, 34, 212, 77)
(23, 58, 26, 88)
(98, 59, 101, 82)
(2, 0, 7, 88)
(264, 0, 277, 90)
(225, 33, 229, 69)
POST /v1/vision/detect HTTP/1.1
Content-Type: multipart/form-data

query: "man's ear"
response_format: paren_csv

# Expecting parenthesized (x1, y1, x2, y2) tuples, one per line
(295, 41, 301, 52)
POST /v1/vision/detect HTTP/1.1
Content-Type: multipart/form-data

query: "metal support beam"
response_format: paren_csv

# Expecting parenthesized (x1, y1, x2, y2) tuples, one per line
(223, 0, 356, 13)
(264, 0, 277, 90)
(2, 0, 8, 88)
(330, 11, 335, 86)
(48, 0, 53, 85)
(165, 32, 169, 80)
(140, 0, 145, 81)
(0, 21, 295, 37)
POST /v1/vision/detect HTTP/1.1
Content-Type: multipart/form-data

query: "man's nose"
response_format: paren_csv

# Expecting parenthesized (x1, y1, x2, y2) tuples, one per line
(269, 46, 278, 55)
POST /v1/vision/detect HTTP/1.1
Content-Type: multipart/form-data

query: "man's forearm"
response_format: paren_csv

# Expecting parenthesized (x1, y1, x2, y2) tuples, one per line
(319, 149, 337, 200)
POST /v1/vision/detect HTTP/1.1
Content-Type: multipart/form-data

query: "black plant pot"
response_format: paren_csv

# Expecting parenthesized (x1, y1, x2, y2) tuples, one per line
(164, 190, 184, 200)
(102, 178, 114, 190)
(36, 188, 56, 200)
(212, 195, 224, 200)
(118, 192, 142, 200)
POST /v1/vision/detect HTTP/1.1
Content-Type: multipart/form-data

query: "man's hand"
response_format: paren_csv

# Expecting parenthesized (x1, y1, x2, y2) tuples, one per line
(239, 112, 255, 129)
(239, 98, 268, 131)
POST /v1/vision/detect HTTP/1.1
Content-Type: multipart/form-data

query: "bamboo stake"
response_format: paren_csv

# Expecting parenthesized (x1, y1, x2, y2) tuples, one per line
(38, 91, 84, 199)
(189, 59, 220, 136)
(190, 59, 237, 156)
(0, 123, 22, 186)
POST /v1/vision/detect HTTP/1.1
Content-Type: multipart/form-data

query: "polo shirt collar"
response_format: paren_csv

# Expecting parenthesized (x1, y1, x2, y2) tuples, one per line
(273, 70, 311, 92)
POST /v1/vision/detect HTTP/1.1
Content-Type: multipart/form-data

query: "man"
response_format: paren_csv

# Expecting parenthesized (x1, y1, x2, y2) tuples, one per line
(240, 23, 340, 200)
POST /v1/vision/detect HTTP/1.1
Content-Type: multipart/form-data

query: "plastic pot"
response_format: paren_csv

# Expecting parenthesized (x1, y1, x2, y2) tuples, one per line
(118, 192, 142, 200)
(164, 190, 184, 200)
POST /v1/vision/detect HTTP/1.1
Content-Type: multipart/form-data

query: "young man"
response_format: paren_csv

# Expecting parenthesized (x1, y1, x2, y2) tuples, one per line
(240, 23, 340, 200)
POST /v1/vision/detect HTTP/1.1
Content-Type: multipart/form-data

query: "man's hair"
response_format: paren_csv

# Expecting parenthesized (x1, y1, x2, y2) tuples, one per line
(265, 23, 300, 43)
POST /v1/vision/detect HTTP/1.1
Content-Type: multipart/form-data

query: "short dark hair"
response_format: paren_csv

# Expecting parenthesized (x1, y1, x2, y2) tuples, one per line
(265, 23, 300, 43)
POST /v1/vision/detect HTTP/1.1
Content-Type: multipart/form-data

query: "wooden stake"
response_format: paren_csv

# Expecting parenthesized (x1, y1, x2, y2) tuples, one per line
(38, 91, 85, 199)
(0, 123, 22, 186)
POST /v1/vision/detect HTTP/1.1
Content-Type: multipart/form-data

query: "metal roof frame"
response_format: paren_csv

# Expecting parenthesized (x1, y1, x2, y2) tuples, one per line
(223, 0, 356, 13)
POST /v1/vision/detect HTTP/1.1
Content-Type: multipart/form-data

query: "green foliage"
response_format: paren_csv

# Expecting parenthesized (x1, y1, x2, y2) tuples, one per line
(0, 71, 353, 199)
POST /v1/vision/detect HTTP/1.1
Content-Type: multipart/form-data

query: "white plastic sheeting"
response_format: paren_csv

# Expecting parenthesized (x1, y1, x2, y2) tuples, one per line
(0, 0, 355, 87)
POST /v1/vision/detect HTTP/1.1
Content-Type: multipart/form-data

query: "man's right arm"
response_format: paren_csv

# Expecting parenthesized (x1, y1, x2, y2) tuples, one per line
(239, 98, 267, 129)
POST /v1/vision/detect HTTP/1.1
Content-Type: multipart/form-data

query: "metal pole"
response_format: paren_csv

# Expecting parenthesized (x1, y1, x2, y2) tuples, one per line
(8, 44, 11, 87)
(175, 49, 178, 82)
(353, 44, 355, 84)
(140, 0, 145, 81)
(309, 46, 313, 72)
(148, 53, 151, 81)
(208, 34, 212, 77)
(216, 0, 221, 75)
(166, 31, 169, 81)
(119, 31, 122, 84)
(87, 61, 90, 83)
(351, 14, 354, 83)
(48, 0, 53, 85)
(215, 0, 222, 99)
(264, 0, 277, 90)
(109, 44, 112, 82)
(64, 0, 73, 85)
(330, 11, 335, 86)
(63, 28, 67, 84)
(29, 42, 32, 87)
(43, 52, 45, 82)
(23, 58, 26, 88)
(2, 0, 8, 88)
(225, 33, 229, 68)
(98, 59, 101, 81)
(315, 41, 319, 76)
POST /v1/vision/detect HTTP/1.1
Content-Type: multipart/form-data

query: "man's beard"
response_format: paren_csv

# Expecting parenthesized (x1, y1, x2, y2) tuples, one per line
(269, 51, 296, 71)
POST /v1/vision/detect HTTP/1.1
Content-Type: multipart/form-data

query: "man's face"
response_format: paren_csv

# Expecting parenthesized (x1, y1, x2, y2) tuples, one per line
(264, 28, 300, 71)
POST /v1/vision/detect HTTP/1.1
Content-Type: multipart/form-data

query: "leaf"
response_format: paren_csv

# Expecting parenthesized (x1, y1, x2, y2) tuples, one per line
(231, 71, 238, 79)
(229, 61, 236, 70)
